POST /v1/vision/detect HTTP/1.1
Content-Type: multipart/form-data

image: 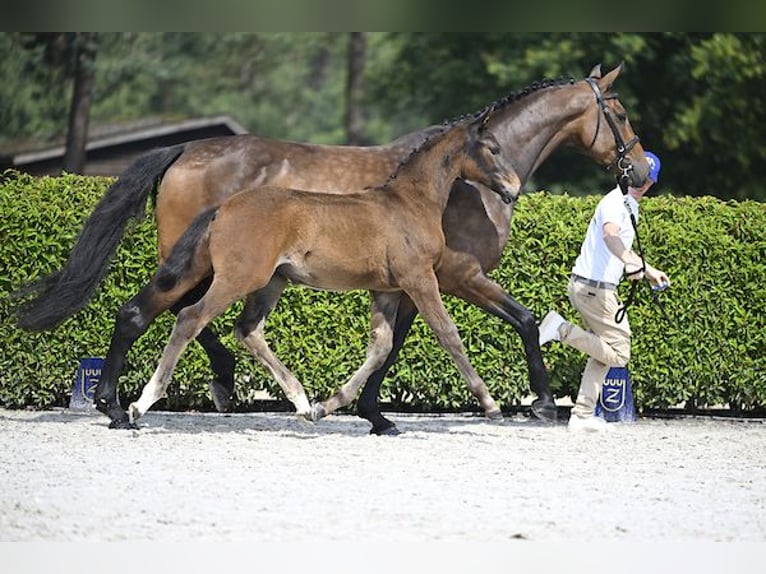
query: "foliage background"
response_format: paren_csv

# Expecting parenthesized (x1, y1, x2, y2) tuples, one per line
(1, 33, 765, 201)
(1, 173, 763, 413)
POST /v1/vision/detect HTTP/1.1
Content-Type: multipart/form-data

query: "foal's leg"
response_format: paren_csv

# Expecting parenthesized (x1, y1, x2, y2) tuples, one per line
(170, 277, 236, 413)
(404, 270, 503, 421)
(356, 294, 418, 436)
(310, 292, 401, 421)
(234, 276, 312, 418)
(128, 280, 239, 423)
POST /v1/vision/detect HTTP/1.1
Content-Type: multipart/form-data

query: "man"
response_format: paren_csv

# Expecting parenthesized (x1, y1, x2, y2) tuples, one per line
(538, 151, 668, 432)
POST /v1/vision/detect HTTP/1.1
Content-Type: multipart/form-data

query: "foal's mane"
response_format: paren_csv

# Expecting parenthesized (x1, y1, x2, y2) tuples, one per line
(381, 75, 576, 187)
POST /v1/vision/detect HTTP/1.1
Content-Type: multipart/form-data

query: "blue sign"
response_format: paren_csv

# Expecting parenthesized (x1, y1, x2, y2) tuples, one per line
(69, 357, 104, 411)
(595, 366, 636, 423)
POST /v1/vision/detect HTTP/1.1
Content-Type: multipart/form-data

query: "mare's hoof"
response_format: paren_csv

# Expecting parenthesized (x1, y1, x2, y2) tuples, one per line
(486, 409, 504, 423)
(108, 417, 139, 430)
(530, 399, 558, 423)
(370, 423, 401, 436)
(209, 379, 234, 413)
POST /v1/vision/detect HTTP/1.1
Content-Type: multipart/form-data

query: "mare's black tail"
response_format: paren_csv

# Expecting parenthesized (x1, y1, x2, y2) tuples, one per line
(14, 145, 186, 331)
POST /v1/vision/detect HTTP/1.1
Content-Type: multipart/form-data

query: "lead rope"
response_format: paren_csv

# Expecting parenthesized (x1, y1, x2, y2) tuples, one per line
(614, 171, 671, 324)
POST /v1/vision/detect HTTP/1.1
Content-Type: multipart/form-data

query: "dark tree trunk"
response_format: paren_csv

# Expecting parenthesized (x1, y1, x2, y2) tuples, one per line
(345, 32, 367, 145)
(62, 33, 97, 174)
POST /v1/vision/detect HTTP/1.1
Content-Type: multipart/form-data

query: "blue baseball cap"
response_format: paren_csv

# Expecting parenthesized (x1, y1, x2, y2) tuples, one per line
(645, 151, 661, 183)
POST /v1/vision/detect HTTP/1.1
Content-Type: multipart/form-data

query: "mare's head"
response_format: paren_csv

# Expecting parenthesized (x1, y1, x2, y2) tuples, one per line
(570, 63, 649, 188)
(460, 107, 520, 204)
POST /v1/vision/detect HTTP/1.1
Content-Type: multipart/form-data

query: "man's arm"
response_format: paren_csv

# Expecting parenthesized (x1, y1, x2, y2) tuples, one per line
(602, 222, 643, 275)
(602, 222, 670, 286)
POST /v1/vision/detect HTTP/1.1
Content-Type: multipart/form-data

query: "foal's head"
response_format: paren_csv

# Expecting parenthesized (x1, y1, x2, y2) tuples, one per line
(459, 107, 520, 204)
(388, 107, 520, 206)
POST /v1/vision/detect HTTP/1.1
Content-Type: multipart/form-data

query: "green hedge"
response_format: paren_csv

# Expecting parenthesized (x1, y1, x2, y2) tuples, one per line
(1, 171, 764, 413)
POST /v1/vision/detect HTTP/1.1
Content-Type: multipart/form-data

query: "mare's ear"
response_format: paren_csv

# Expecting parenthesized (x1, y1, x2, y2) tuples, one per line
(588, 64, 602, 79)
(598, 62, 624, 91)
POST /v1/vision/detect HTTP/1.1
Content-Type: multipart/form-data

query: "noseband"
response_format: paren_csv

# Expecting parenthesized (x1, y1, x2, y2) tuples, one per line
(586, 77, 640, 191)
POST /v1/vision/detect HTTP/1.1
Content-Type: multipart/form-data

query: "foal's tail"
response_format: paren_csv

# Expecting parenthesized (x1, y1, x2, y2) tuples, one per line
(14, 145, 186, 331)
(154, 208, 217, 294)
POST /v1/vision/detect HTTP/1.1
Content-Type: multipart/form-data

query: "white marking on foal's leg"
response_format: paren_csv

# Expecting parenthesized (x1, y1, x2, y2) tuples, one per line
(127, 319, 192, 423)
(317, 293, 397, 419)
(128, 371, 167, 423)
(238, 330, 312, 419)
(290, 392, 312, 420)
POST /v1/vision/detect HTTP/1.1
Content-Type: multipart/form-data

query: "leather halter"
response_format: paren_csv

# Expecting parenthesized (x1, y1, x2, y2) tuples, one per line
(585, 77, 640, 190)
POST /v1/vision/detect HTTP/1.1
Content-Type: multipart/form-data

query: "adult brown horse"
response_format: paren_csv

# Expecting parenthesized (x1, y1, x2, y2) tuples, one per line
(123, 109, 519, 426)
(15, 64, 648, 433)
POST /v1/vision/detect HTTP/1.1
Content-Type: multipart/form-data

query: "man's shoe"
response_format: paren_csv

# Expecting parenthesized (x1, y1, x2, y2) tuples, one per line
(567, 414, 608, 432)
(538, 311, 565, 346)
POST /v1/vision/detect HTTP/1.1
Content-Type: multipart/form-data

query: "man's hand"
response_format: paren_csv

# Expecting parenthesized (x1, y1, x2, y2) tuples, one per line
(645, 265, 670, 289)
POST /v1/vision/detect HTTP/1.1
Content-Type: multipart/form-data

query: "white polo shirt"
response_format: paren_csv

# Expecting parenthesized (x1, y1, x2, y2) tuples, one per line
(571, 186, 638, 285)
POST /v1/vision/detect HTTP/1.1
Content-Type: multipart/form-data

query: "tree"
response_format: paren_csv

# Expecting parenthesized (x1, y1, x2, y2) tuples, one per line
(2, 33, 99, 174)
(345, 32, 368, 145)
(62, 33, 98, 174)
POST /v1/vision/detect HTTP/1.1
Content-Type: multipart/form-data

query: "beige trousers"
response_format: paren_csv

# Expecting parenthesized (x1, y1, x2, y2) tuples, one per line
(560, 277, 631, 417)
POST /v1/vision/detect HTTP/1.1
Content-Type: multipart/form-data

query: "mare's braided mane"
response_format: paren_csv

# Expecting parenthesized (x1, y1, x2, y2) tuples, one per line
(384, 75, 576, 185)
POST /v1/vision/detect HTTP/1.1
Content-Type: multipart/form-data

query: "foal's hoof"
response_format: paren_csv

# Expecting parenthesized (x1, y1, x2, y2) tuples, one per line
(530, 398, 558, 424)
(307, 402, 327, 423)
(370, 423, 401, 436)
(127, 403, 143, 426)
(486, 409, 504, 423)
(209, 379, 234, 413)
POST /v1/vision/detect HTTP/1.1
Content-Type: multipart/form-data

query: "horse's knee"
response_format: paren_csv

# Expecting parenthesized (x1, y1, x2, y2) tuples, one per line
(233, 321, 252, 343)
(174, 306, 205, 341)
(519, 310, 538, 337)
(115, 301, 150, 339)
(369, 324, 394, 359)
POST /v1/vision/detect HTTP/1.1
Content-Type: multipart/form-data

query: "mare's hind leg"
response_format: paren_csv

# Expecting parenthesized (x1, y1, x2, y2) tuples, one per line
(128, 279, 240, 423)
(404, 270, 503, 421)
(234, 276, 312, 418)
(171, 277, 236, 413)
(356, 294, 418, 436)
(310, 292, 401, 421)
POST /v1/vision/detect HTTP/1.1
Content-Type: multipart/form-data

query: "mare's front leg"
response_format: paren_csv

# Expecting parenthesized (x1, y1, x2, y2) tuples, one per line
(170, 278, 236, 413)
(438, 254, 557, 423)
(356, 294, 418, 436)
(234, 277, 312, 418)
(404, 270, 503, 422)
(310, 292, 401, 422)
